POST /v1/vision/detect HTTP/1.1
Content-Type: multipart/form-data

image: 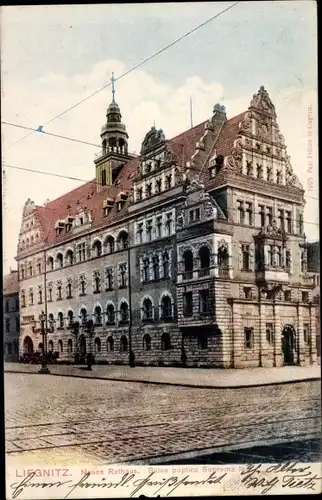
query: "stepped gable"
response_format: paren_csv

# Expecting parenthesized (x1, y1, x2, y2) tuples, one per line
(199, 111, 248, 186)
(4, 271, 19, 295)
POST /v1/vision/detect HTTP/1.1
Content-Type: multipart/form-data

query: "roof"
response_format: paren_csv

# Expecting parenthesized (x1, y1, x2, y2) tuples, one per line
(4, 271, 19, 295)
(25, 111, 249, 247)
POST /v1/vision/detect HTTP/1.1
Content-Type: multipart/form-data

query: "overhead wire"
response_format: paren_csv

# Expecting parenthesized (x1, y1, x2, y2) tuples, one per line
(2, 161, 319, 228)
(5, 1, 240, 148)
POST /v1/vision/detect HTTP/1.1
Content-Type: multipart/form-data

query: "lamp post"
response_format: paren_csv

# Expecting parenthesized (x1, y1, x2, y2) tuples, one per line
(38, 310, 50, 374)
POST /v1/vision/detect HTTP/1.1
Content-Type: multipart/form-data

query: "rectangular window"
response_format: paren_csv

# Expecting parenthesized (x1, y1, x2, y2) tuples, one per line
(146, 220, 153, 242)
(266, 323, 274, 344)
(298, 213, 304, 235)
(303, 323, 310, 344)
(195, 208, 200, 220)
(302, 291, 309, 303)
(77, 243, 86, 262)
(245, 202, 253, 225)
(5, 318, 10, 333)
(156, 217, 162, 238)
(165, 213, 173, 236)
(259, 204, 265, 227)
(199, 290, 210, 315)
(237, 200, 244, 224)
(5, 300, 9, 313)
(242, 244, 250, 270)
(137, 223, 143, 244)
(244, 327, 254, 349)
(105, 268, 114, 290)
(183, 292, 193, 317)
(119, 264, 127, 288)
(266, 207, 273, 226)
(189, 210, 194, 222)
(286, 211, 292, 233)
(278, 209, 284, 229)
(16, 317, 20, 331)
(243, 287, 252, 299)
(284, 290, 291, 301)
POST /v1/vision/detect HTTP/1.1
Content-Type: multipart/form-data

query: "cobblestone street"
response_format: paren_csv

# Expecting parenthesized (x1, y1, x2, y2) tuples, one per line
(5, 373, 321, 467)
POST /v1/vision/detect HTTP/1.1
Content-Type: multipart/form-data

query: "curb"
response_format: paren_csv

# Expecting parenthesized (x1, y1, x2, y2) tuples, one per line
(4, 369, 320, 390)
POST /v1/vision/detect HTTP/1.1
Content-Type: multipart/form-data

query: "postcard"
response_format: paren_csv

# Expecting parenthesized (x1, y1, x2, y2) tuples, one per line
(2, 1, 320, 498)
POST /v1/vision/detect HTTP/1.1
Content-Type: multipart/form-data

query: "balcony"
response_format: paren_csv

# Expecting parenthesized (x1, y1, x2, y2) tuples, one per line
(183, 271, 193, 281)
(218, 267, 230, 278)
(301, 273, 315, 287)
(256, 268, 289, 283)
(198, 267, 210, 278)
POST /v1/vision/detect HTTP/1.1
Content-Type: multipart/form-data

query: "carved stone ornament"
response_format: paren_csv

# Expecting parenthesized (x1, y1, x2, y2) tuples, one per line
(213, 103, 226, 115)
(227, 137, 243, 173)
(249, 86, 276, 117)
(239, 112, 252, 132)
(23, 198, 36, 217)
(176, 210, 185, 231)
(163, 147, 177, 167)
(185, 177, 205, 193)
(218, 239, 228, 251)
(204, 193, 217, 220)
(256, 221, 287, 240)
(140, 126, 165, 154)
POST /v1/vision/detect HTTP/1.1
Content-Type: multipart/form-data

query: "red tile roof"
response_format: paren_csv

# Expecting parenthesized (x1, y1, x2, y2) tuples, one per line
(4, 271, 19, 295)
(30, 112, 247, 246)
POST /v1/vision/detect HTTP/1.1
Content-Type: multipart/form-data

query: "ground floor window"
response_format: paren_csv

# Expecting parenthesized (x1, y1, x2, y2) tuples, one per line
(244, 327, 254, 349)
(198, 334, 208, 350)
(161, 332, 171, 351)
(143, 334, 151, 351)
(266, 323, 274, 344)
(303, 323, 310, 344)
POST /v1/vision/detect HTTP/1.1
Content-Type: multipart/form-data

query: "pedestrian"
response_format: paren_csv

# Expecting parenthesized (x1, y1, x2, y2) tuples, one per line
(129, 349, 135, 368)
(86, 352, 93, 371)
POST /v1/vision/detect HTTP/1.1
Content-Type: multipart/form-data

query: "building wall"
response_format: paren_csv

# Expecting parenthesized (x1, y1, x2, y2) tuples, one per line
(3, 292, 20, 361)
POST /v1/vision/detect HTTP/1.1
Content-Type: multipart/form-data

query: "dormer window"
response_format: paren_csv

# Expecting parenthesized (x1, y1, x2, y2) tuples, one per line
(117, 193, 128, 211)
(79, 217, 84, 225)
(165, 174, 172, 189)
(137, 187, 143, 201)
(55, 220, 65, 236)
(103, 198, 114, 217)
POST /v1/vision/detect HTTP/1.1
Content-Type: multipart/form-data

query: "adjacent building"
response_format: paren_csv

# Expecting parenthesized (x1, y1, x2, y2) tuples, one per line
(3, 270, 20, 361)
(307, 241, 320, 358)
(15, 85, 317, 368)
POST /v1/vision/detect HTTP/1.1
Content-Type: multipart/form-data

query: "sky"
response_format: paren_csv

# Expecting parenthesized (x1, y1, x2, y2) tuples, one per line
(1, 1, 318, 274)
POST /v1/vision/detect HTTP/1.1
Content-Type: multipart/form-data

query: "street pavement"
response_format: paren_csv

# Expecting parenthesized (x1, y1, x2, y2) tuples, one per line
(5, 372, 321, 468)
(4, 361, 320, 388)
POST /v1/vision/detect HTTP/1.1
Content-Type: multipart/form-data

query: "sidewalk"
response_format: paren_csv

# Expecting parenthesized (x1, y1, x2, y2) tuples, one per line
(4, 362, 320, 389)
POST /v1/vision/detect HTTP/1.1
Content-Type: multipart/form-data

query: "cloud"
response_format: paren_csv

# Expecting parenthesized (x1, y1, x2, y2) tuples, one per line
(2, 58, 319, 273)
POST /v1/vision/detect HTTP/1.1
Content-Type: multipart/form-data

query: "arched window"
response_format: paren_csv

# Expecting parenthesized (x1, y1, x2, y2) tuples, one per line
(119, 302, 129, 323)
(152, 255, 159, 280)
(21, 292, 26, 308)
(92, 240, 102, 258)
(218, 245, 229, 277)
(94, 305, 102, 325)
(48, 340, 54, 352)
(66, 250, 74, 266)
(161, 332, 171, 351)
(142, 298, 153, 321)
(117, 231, 129, 250)
(67, 310, 74, 327)
(57, 312, 64, 329)
(107, 336, 114, 352)
(120, 335, 128, 352)
(183, 249, 193, 280)
(104, 235, 115, 254)
(67, 339, 73, 354)
(80, 307, 87, 325)
(199, 247, 210, 276)
(31, 235, 34, 245)
(23, 336, 34, 354)
(143, 334, 151, 351)
(95, 337, 101, 353)
(102, 139, 107, 155)
(161, 295, 172, 319)
(28, 262, 33, 277)
(101, 169, 107, 186)
(20, 265, 25, 280)
(48, 313, 55, 327)
(58, 340, 63, 353)
(56, 253, 63, 268)
(38, 342, 43, 350)
(47, 256, 54, 270)
(162, 251, 170, 278)
(119, 138, 125, 154)
(106, 304, 115, 324)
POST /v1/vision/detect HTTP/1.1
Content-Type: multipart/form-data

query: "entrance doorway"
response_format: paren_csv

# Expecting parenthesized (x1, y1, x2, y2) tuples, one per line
(282, 326, 296, 365)
(79, 335, 86, 356)
(23, 336, 34, 354)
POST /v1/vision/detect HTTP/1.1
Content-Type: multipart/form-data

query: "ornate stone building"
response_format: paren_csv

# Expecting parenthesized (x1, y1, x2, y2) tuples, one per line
(3, 270, 20, 361)
(16, 86, 317, 367)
